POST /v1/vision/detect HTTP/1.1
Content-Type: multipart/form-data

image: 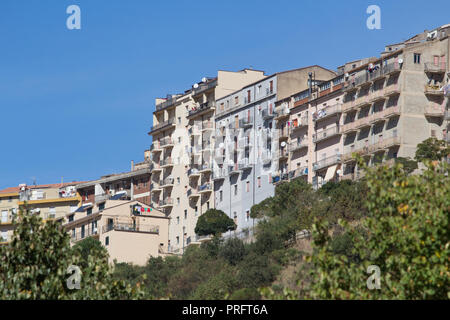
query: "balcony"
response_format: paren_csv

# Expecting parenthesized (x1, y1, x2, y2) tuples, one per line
(278, 128, 289, 140)
(239, 136, 252, 149)
(200, 164, 213, 173)
(384, 106, 400, 119)
(289, 166, 308, 179)
(289, 140, 308, 153)
(160, 137, 174, 148)
(150, 183, 162, 193)
(424, 104, 444, 117)
(187, 101, 216, 119)
(213, 167, 228, 181)
(343, 143, 370, 162)
(368, 133, 401, 153)
(0, 211, 16, 225)
(313, 154, 342, 171)
(275, 108, 290, 121)
(150, 142, 162, 153)
(239, 117, 253, 129)
(71, 228, 99, 243)
(424, 85, 444, 96)
(383, 62, 402, 76)
(102, 222, 159, 234)
(155, 96, 178, 112)
(228, 164, 241, 175)
(149, 118, 176, 135)
(238, 159, 253, 171)
(313, 126, 341, 143)
(277, 149, 289, 160)
(424, 62, 446, 74)
(343, 96, 370, 112)
(201, 121, 214, 131)
(313, 103, 342, 122)
(187, 188, 199, 199)
(188, 167, 201, 179)
(188, 126, 201, 137)
(369, 90, 386, 103)
(290, 115, 308, 133)
(262, 108, 277, 120)
(384, 83, 401, 97)
(161, 158, 173, 168)
(160, 198, 174, 208)
(162, 177, 174, 188)
(199, 183, 212, 194)
(192, 79, 217, 96)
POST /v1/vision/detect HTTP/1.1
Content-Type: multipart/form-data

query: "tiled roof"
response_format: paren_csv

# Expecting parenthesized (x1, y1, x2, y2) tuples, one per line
(0, 181, 89, 194)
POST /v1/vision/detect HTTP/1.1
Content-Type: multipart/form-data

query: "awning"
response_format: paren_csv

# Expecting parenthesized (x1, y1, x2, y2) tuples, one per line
(324, 165, 338, 182)
(74, 203, 93, 213)
(110, 191, 127, 200)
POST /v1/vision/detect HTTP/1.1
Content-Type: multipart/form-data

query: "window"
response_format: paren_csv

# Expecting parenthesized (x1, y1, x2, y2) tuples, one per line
(195, 206, 198, 216)
(207, 201, 210, 210)
(8, 197, 12, 202)
(98, 203, 105, 211)
(246, 181, 250, 192)
(219, 190, 223, 202)
(177, 177, 180, 185)
(176, 236, 180, 245)
(184, 210, 187, 219)
(257, 177, 261, 188)
(177, 216, 180, 224)
(247, 90, 251, 103)
(235, 96, 239, 106)
(414, 53, 421, 64)
(268, 175, 272, 184)
(246, 210, 250, 222)
(105, 236, 109, 246)
(178, 137, 181, 143)
(81, 225, 85, 238)
(178, 117, 181, 124)
(177, 197, 180, 205)
(234, 185, 238, 196)
(269, 80, 273, 93)
(87, 208, 92, 215)
(68, 214, 74, 222)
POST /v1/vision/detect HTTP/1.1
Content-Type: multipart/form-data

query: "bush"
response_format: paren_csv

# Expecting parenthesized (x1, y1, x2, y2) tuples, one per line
(229, 287, 261, 300)
(219, 238, 247, 266)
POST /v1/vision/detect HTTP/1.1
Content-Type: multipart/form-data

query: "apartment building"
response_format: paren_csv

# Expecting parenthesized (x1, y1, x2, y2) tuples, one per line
(63, 199, 169, 265)
(276, 24, 450, 187)
(340, 24, 450, 180)
(0, 182, 83, 244)
(214, 66, 336, 233)
(150, 69, 266, 253)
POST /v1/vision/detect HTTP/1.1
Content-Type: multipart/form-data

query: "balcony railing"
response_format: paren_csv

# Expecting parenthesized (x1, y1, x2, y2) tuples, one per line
(212, 167, 228, 180)
(160, 198, 174, 207)
(188, 101, 216, 118)
(424, 84, 444, 96)
(161, 158, 173, 167)
(313, 103, 342, 121)
(262, 108, 277, 120)
(424, 62, 446, 73)
(238, 159, 253, 170)
(239, 117, 253, 128)
(201, 121, 214, 131)
(290, 115, 308, 133)
(289, 166, 309, 179)
(368, 133, 401, 153)
(156, 96, 178, 112)
(162, 177, 174, 187)
(228, 164, 241, 175)
(290, 139, 308, 152)
(150, 142, 162, 152)
(277, 149, 289, 159)
(102, 223, 159, 234)
(199, 183, 212, 193)
(200, 163, 213, 172)
(149, 118, 175, 134)
(424, 104, 445, 117)
(187, 188, 199, 198)
(71, 228, 99, 242)
(160, 137, 174, 147)
(313, 154, 342, 171)
(313, 126, 341, 143)
(192, 80, 217, 96)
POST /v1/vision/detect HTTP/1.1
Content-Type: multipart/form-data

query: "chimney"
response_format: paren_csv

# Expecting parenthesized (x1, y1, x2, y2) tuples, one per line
(131, 160, 134, 172)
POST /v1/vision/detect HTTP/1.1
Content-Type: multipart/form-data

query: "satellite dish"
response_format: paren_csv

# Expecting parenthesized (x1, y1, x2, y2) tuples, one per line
(201, 77, 207, 83)
(193, 83, 199, 89)
(336, 169, 342, 176)
(345, 73, 349, 78)
(281, 142, 286, 147)
(398, 58, 404, 64)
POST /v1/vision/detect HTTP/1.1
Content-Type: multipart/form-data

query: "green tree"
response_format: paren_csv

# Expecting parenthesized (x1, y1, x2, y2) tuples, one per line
(195, 209, 236, 237)
(72, 237, 108, 269)
(304, 159, 449, 299)
(0, 205, 143, 299)
(415, 137, 450, 162)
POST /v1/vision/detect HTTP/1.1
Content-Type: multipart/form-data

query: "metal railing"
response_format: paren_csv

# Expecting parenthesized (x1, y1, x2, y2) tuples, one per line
(313, 126, 341, 143)
(262, 108, 277, 119)
(290, 139, 308, 152)
(212, 167, 227, 180)
(313, 154, 342, 171)
(289, 166, 308, 179)
(199, 183, 212, 192)
(149, 118, 175, 134)
(161, 158, 173, 167)
(313, 103, 342, 121)
(192, 80, 217, 96)
(160, 198, 173, 207)
(238, 159, 253, 170)
(290, 115, 308, 132)
(188, 101, 216, 117)
(239, 117, 253, 128)
(102, 223, 159, 234)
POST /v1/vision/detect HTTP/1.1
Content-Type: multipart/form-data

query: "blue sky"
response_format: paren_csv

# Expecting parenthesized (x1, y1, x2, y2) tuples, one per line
(0, 0, 449, 189)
